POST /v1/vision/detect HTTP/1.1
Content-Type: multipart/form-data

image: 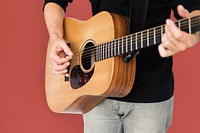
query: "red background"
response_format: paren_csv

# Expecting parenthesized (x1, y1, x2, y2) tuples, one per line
(1, 0, 200, 133)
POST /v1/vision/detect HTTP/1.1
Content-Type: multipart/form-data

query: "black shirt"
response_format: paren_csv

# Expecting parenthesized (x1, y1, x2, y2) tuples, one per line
(44, 0, 200, 103)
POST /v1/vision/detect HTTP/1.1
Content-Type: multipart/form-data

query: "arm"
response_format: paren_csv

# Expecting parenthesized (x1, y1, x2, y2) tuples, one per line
(158, 5, 200, 57)
(44, 3, 73, 75)
(44, 3, 65, 41)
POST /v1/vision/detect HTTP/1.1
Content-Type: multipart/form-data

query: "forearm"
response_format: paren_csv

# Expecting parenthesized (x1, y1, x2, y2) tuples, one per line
(44, 3, 65, 40)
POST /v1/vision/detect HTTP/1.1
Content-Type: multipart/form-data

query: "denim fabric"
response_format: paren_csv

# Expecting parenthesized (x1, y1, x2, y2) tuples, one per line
(83, 96, 174, 133)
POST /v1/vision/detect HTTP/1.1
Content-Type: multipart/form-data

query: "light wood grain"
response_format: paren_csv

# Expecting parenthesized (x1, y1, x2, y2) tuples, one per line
(45, 11, 136, 114)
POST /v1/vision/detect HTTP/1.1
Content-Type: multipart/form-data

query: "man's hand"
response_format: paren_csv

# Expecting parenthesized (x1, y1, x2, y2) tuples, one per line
(158, 5, 200, 57)
(49, 35, 73, 76)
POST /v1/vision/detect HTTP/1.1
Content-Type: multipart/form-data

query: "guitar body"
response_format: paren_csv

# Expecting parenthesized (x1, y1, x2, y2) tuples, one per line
(45, 11, 136, 114)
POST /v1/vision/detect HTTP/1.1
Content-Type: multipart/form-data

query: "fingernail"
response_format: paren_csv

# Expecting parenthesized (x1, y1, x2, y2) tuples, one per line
(68, 52, 73, 56)
(166, 19, 173, 25)
(65, 73, 69, 77)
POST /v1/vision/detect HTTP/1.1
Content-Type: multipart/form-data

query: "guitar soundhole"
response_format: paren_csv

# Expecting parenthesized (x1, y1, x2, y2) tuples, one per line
(81, 41, 95, 71)
(70, 65, 94, 89)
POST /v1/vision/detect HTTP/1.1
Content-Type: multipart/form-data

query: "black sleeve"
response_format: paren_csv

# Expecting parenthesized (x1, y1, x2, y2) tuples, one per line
(43, 0, 73, 12)
(169, 0, 200, 19)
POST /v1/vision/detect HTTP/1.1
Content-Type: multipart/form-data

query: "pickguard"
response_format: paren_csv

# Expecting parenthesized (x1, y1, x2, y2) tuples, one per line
(70, 65, 94, 89)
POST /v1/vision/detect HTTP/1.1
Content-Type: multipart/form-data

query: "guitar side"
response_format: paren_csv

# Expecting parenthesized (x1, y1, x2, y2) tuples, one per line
(45, 11, 136, 114)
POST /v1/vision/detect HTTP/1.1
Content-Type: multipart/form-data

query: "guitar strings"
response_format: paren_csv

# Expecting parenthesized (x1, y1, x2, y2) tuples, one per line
(63, 17, 200, 65)
(70, 16, 200, 57)
(80, 19, 200, 62)
(80, 19, 200, 63)
(80, 20, 200, 65)
(73, 18, 200, 62)
(80, 29, 200, 65)
(70, 16, 199, 59)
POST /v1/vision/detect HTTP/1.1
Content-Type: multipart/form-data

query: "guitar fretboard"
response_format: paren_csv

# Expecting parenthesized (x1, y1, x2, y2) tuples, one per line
(94, 15, 200, 61)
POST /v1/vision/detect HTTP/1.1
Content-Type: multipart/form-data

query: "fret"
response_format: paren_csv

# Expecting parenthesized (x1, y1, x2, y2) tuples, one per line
(99, 45, 101, 61)
(101, 44, 103, 60)
(143, 30, 147, 48)
(153, 28, 156, 44)
(155, 27, 161, 44)
(181, 19, 188, 33)
(100, 44, 103, 60)
(141, 32, 143, 48)
(110, 41, 113, 57)
(130, 35, 133, 51)
(95, 46, 97, 61)
(99, 45, 101, 60)
(120, 38, 122, 54)
(126, 36, 128, 53)
(128, 36, 131, 52)
(114, 41, 116, 56)
(178, 20, 180, 29)
(98, 45, 100, 61)
(95, 15, 200, 62)
(102, 44, 104, 60)
(135, 33, 138, 50)
(97, 45, 99, 61)
(108, 42, 110, 58)
(161, 25, 164, 41)
(147, 29, 149, 47)
(191, 16, 199, 33)
(117, 39, 119, 55)
(189, 17, 191, 34)
(105, 42, 108, 59)
(119, 39, 121, 55)
(103, 43, 105, 60)
(114, 40, 117, 56)
(118, 38, 121, 54)
(149, 29, 154, 46)
(116, 39, 118, 56)
(106, 42, 108, 58)
(95, 46, 98, 61)
(117, 39, 120, 55)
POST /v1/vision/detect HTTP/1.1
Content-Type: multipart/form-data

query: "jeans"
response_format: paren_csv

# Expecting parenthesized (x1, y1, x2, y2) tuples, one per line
(83, 96, 174, 133)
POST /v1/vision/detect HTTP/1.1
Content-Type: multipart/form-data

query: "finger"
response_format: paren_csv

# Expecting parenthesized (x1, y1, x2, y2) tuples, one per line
(59, 41, 73, 56)
(52, 69, 68, 75)
(166, 19, 182, 39)
(51, 42, 61, 53)
(56, 46, 63, 53)
(165, 25, 186, 51)
(49, 52, 68, 65)
(162, 33, 178, 53)
(65, 73, 70, 77)
(52, 61, 70, 71)
(177, 5, 190, 18)
(194, 32, 200, 43)
(166, 19, 195, 44)
(158, 44, 174, 57)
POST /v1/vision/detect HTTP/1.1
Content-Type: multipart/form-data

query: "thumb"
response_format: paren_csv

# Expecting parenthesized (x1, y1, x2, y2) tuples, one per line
(177, 5, 190, 18)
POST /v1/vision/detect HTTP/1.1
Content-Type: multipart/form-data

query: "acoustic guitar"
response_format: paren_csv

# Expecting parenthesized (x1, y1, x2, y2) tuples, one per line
(45, 11, 200, 114)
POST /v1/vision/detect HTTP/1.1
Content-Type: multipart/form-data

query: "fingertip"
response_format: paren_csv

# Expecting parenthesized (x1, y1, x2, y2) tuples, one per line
(65, 73, 70, 77)
(166, 19, 173, 25)
(177, 5, 189, 18)
(158, 44, 167, 57)
(177, 5, 184, 10)
(68, 51, 73, 56)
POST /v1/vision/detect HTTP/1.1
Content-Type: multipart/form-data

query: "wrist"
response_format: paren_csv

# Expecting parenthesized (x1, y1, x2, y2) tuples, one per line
(50, 33, 63, 41)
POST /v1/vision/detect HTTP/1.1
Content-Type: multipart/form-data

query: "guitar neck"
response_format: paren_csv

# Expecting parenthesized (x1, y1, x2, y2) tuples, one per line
(95, 15, 200, 61)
